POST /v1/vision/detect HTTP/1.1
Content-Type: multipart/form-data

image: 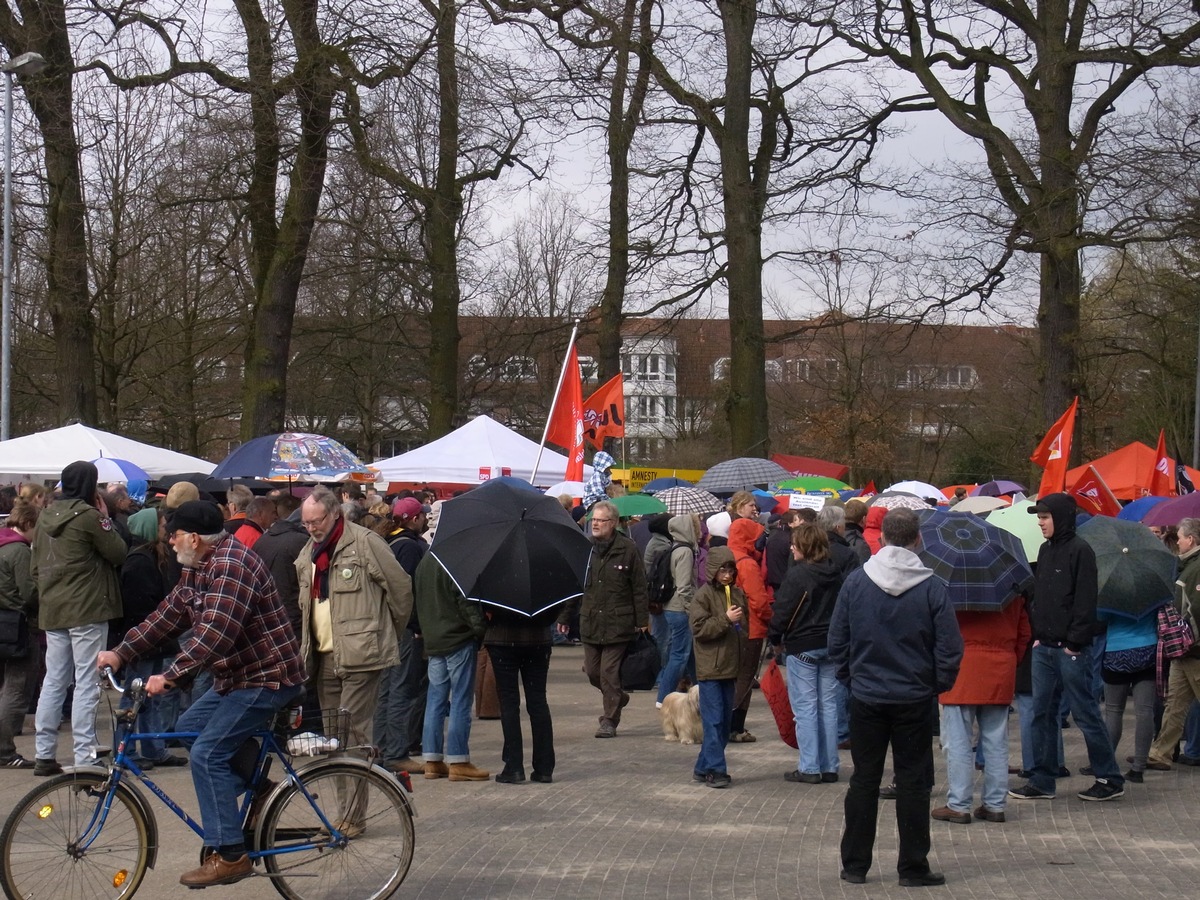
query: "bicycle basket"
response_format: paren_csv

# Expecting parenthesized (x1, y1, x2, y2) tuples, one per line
(285, 707, 361, 756)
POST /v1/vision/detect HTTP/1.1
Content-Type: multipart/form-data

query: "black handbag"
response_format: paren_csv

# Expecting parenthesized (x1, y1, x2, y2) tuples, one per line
(0, 609, 30, 660)
(619, 631, 661, 691)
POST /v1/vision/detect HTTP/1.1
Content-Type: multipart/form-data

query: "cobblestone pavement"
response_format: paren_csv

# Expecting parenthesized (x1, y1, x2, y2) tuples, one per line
(3, 646, 1198, 898)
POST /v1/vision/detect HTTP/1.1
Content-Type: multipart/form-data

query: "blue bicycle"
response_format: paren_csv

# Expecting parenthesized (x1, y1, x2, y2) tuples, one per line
(0, 670, 416, 900)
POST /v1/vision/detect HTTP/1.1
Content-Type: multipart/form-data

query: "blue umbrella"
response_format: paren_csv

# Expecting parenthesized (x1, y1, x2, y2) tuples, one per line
(1117, 495, 1171, 522)
(916, 508, 1033, 612)
(642, 476, 694, 493)
(90, 457, 149, 483)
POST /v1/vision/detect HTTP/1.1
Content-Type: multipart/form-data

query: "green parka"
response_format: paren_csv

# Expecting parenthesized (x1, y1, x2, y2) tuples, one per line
(689, 546, 747, 681)
(561, 533, 649, 644)
(30, 499, 127, 630)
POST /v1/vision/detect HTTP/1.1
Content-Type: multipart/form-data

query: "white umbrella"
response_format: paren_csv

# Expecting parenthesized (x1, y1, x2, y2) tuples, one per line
(884, 480, 946, 503)
(951, 495, 1009, 514)
(544, 481, 586, 499)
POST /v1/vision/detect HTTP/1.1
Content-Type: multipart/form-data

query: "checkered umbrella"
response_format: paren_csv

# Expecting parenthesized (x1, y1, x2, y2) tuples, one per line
(655, 486, 725, 517)
(696, 457, 794, 494)
(916, 508, 1033, 612)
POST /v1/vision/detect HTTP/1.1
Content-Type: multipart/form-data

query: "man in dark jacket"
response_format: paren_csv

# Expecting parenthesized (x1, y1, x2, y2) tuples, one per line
(1009, 492, 1124, 802)
(251, 495, 307, 639)
(31, 461, 128, 773)
(765, 510, 802, 590)
(817, 506, 863, 581)
(558, 499, 649, 738)
(829, 507, 962, 887)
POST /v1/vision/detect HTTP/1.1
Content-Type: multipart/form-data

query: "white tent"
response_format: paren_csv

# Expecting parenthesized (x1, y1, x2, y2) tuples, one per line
(0, 423, 216, 480)
(373, 415, 592, 486)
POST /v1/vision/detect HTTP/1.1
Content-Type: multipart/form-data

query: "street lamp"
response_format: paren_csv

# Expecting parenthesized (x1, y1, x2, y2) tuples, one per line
(2, 51, 46, 442)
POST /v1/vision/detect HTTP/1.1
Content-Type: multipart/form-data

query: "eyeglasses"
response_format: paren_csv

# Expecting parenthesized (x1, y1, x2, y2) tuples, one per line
(591, 517, 616, 524)
(301, 511, 332, 530)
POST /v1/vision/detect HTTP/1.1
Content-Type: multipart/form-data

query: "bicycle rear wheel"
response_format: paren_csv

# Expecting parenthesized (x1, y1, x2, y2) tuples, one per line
(260, 762, 414, 900)
(0, 772, 151, 900)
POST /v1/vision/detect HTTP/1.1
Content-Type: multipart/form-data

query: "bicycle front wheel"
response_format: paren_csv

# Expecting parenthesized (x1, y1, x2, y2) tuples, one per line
(260, 762, 414, 900)
(0, 772, 151, 900)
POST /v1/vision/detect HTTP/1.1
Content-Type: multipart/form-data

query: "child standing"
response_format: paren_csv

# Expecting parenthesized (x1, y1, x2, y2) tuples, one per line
(688, 546, 748, 787)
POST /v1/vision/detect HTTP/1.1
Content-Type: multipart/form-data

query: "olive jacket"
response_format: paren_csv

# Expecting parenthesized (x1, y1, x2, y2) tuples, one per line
(30, 499, 127, 631)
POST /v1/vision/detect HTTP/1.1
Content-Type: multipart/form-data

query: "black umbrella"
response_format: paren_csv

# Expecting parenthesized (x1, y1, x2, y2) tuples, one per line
(429, 480, 593, 617)
(1078, 516, 1177, 620)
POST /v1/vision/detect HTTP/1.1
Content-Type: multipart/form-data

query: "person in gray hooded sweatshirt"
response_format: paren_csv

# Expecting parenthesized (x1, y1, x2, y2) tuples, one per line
(828, 507, 962, 888)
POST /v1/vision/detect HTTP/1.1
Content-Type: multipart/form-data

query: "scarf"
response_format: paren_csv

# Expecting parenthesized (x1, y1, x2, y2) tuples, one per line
(310, 515, 345, 599)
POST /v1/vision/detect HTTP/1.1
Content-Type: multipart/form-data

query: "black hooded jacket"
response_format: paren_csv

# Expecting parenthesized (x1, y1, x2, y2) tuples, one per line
(1029, 493, 1099, 651)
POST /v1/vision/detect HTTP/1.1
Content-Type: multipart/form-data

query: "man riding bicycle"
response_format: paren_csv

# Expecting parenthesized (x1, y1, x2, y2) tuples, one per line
(98, 500, 305, 888)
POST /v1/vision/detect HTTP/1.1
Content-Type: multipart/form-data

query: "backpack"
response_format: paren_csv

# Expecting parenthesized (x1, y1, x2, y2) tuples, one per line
(647, 541, 689, 614)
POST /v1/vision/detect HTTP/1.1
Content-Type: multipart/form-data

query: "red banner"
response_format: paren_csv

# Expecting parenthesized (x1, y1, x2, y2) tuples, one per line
(1148, 429, 1172, 496)
(546, 345, 585, 482)
(1030, 397, 1078, 497)
(583, 374, 625, 449)
(1069, 465, 1122, 517)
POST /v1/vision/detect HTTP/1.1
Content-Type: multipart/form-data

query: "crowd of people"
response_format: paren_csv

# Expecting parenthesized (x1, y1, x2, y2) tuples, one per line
(1, 466, 1198, 888)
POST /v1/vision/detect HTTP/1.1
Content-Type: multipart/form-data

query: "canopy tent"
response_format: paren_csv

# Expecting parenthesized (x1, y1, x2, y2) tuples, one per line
(1065, 441, 1200, 501)
(0, 423, 216, 480)
(372, 415, 592, 487)
(771, 452, 850, 482)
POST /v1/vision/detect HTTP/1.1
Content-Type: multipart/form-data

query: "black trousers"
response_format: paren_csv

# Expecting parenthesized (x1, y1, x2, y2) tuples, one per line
(841, 696, 935, 880)
(488, 644, 555, 777)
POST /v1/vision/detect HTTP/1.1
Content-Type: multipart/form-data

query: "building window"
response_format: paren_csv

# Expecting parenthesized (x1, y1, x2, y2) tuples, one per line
(629, 395, 677, 426)
(898, 364, 976, 390)
(467, 354, 489, 377)
(712, 357, 730, 380)
(500, 356, 537, 381)
(784, 358, 839, 382)
(623, 352, 676, 382)
(765, 359, 784, 382)
(578, 355, 599, 381)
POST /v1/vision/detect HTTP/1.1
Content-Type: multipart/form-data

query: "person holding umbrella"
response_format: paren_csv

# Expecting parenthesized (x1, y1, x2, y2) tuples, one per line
(1148, 517, 1200, 769)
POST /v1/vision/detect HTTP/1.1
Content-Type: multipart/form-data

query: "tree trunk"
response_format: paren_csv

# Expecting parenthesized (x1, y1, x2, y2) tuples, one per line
(425, 0, 463, 438)
(718, 0, 769, 458)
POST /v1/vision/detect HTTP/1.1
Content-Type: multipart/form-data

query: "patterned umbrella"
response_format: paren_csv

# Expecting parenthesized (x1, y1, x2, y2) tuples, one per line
(867, 491, 930, 511)
(211, 432, 376, 482)
(655, 486, 725, 516)
(697, 457, 794, 494)
(917, 509, 1034, 612)
(1078, 516, 1177, 620)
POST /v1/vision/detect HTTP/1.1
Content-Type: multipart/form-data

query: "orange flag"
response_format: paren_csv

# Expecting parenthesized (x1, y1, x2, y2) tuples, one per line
(1069, 465, 1122, 517)
(546, 345, 585, 482)
(1030, 397, 1078, 497)
(1148, 429, 1172, 496)
(582, 374, 625, 449)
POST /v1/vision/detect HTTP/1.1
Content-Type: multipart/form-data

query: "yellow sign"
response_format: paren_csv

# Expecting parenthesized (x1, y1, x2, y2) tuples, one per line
(611, 467, 707, 490)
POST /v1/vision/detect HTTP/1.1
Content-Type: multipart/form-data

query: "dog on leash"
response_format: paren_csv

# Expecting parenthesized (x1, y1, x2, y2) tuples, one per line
(660, 684, 704, 744)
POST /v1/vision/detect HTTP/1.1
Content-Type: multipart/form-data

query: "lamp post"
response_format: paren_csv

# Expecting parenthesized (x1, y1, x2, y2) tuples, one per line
(1, 51, 46, 442)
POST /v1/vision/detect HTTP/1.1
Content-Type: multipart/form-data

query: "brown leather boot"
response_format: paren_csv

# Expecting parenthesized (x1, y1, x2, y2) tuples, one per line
(448, 762, 490, 781)
(424, 760, 450, 779)
(178, 853, 252, 887)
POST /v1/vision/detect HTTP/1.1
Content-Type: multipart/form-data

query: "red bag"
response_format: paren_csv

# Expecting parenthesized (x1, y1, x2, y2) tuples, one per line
(759, 657, 797, 749)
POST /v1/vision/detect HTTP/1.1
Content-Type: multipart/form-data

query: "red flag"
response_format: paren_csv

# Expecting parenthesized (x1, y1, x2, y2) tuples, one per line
(862, 480, 876, 496)
(545, 345, 585, 481)
(1069, 465, 1122, 517)
(582, 374, 625, 449)
(1030, 397, 1078, 496)
(1148, 429, 1172, 496)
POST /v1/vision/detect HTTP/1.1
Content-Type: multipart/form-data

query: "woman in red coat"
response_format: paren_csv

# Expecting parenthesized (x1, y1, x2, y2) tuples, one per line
(728, 517, 772, 742)
(933, 597, 1030, 824)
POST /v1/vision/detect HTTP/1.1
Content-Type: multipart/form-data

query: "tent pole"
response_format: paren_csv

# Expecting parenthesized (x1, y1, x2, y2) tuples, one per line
(532, 323, 579, 484)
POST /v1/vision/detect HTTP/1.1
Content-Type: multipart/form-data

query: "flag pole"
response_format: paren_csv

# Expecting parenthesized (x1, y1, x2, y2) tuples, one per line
(532, 322, 579, 484)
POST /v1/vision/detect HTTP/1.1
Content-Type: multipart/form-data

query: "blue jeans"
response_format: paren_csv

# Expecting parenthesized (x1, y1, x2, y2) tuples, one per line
(695, 679, 735, 776)
(941, 704, 1008, 812)
(1015, 691, 1063, 771)
(786, 650, 839, 775)
(656, 611, 696, 703)
(422, 642, 477, 763)
(35, 622, 109, 765)
(1029, 644, 1122, 792)
(1184, 700, 1200, 758)
(119, 657, 181, 762)
(175, 682, 302, 848)
(373, 630, 427, 761)
(650, 612, 670, 678)
(836, 681, 851, 744)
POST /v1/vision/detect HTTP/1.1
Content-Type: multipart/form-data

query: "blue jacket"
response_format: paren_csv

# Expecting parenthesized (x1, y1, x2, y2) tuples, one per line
(828, 545, 963, 705)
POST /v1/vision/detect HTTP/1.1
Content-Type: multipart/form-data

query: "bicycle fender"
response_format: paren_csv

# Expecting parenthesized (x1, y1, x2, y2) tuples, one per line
(63, 766, 160, 871)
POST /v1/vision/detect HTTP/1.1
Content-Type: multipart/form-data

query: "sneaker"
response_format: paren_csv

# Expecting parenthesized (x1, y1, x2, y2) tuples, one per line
(655, 701, 663, 709)
(930, 806, 971, 824)
(784, 770, 821, 784)
(729, 730, 757, 743)
(595, 723, 616, 739)
(33, 759, 63, 777)
(973, 805, 1006, 823)
(145, 753, 188, 767)
(705, 772, 732, 788)
(1178, 755, 1200, 767)
(1056, 766, 1071, 778)
(1123, 769, 1143, 784)
(1077, 779, 1124, 801)
(692, 771, 708, 783)
(1080, 765, 1094, 776)
(1008, 783, 1055, 800)
(0, 754, 34, 769)
(879, 783, 898, 799)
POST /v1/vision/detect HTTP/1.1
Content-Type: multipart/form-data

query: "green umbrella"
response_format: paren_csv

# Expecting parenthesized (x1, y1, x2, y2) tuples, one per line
(986, 499, 1044, 563)
(777, 475, 851, 492)
(611, 493, 669, 517)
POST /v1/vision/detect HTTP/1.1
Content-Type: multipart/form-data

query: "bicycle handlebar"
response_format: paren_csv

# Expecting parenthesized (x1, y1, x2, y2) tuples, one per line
(101, 666, 143, 695)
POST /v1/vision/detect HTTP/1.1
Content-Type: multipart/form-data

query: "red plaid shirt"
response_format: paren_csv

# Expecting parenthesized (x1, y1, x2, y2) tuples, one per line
(116, 533, 305, 693)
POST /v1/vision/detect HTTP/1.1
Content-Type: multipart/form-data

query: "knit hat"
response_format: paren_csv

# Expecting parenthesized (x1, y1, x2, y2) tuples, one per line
(705, 511, 731, 539)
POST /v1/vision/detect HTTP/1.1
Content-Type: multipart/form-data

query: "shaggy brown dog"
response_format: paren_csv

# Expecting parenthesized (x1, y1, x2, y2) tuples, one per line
(660, 684, 703, 744)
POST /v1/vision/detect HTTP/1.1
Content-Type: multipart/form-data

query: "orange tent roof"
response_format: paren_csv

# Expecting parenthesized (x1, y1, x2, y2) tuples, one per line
(1065, 441, 1200, 500)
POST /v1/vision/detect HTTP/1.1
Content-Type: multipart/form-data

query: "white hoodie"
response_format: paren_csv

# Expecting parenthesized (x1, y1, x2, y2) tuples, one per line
(862, 545, 933, 596)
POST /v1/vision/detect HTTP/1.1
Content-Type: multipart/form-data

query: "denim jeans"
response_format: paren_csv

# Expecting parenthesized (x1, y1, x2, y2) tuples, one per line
(841, 697, 935, 880)
(1029, 644, 1122, 792)
(488, 643, 555, 777)
(373, 630, 427, 761)
(650, 612, 670, 677)
(786, 650, 839, 775)
(175, 682, 302, 848)
(941, 704, 1008, 812)
(656, 611, 696, 703)
(35, 622, 109, 765)
(836, 681, 851, 744)
(1014, 691, 1063, 772)
(1184, 700, 1200, 758)
(422, 642, 477, 763)
(119, 657, 181, 762)
(695, 679, 735, 776)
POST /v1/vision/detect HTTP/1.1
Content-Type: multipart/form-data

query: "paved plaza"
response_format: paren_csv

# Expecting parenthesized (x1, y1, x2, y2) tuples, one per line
(3, 646, 1199, 898)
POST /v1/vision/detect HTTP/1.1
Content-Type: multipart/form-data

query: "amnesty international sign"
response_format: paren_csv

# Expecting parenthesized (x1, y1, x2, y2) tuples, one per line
(611, 467, 707, 491)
